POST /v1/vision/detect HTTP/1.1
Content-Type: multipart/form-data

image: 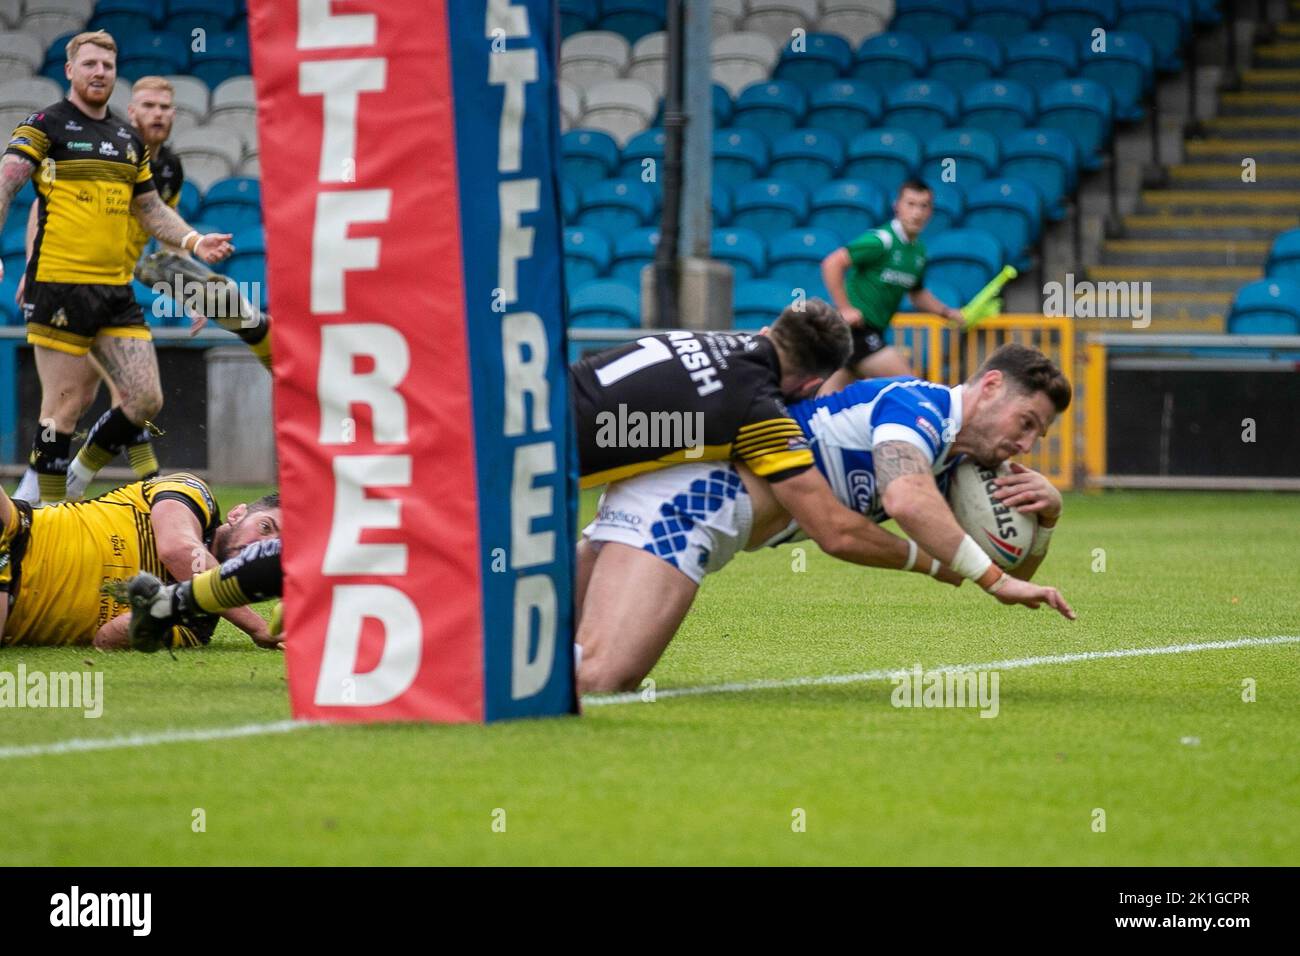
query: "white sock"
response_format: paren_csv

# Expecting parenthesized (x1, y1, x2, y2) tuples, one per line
(12, 467, 39, 503)
(573, 642, 583, 669)
(65, 457, 96, 501)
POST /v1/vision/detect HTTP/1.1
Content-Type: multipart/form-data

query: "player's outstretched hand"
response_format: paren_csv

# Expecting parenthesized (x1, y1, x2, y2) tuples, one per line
(840, 305, 864, 327)
(993, 461, 1062, 520)
(194, 232, 235, 263)
(990, 574, 1076, 620)
(251, 631, 284, 651)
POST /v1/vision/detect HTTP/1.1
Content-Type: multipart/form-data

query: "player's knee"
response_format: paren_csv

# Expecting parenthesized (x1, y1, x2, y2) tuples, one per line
(577, 651, 644, 694)
(124, 386, 164, 424)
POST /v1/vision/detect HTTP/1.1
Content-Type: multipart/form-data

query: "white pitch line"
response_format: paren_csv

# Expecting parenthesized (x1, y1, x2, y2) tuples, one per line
(1, 636, 1295, 759)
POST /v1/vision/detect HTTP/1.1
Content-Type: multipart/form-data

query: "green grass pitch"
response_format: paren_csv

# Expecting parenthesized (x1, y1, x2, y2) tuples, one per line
(0, 484, 1296, 865)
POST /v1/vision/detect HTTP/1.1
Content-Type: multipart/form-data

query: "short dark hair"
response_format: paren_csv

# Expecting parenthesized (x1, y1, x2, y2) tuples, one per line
(769, 297, 851, 379)
(898, 178, 932, 197)
(247, 492, 280, 514)
(970, 344, 1072, 413)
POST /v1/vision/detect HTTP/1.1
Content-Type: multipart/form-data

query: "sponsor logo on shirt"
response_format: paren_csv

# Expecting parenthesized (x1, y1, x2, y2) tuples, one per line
(65, 120, 82, 131)
(67, 140, 93, 151)
(847, 469, 876, 514)
(915, 416, 941, 446)
(98, 141, 119, 157)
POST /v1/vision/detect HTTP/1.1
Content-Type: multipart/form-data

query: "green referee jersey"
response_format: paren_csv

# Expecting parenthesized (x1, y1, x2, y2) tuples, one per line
(843, 219, 927, 332)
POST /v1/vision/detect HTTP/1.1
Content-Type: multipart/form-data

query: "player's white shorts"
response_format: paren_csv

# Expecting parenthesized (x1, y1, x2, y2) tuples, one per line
(582, 462, 753, 586)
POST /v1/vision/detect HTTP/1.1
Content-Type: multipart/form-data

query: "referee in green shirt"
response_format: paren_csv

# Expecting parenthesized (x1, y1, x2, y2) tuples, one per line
(820, 179, 963, 392)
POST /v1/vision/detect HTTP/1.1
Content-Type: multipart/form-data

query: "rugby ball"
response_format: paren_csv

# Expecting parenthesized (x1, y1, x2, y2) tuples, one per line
(947, 460, 1037, 570)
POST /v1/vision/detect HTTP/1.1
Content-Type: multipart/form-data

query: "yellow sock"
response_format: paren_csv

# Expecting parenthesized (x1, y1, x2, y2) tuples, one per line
(127, 441, 159, 479)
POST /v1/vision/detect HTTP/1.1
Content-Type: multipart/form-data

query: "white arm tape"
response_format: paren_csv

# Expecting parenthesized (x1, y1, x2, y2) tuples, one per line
(903, 538, 918, 571)
(1030, 523, 1054, 557)
(928, 558, 941, 577)
(952, 534, 994, 581)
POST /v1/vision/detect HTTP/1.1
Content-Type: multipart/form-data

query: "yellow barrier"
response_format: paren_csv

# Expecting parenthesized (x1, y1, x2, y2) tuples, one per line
(890, 314, 1078, 489)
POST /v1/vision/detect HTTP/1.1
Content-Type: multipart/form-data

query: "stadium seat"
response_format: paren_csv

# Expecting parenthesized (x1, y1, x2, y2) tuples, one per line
(1, 226, 25, 278)
(1225, 278, 1300, 335)
(560, 0, 599, 38)
(166, 0, 238, 37)
(0, 0, 21, 30)
(164, 74, 211, 133)
(922, 180, 964, 240)
(176, 179, 201, 221)
(925, 33, 1003, 89)
(192, 31, 252, 87)
(609, 227, 660, 282)
(1265, 228, 1300, 283)
(568, 278, 641, 328)
(923, 228, 1004, 302)
(1036, 79, 1113, 171)
(966, 0, 1041, 36)
(731, 80, 807, 138)
(200, 177, 261, 232)
(0, 276, 20, 323)
(713, 182, 733, 225)
(961, 178, 1044, 270)
(890, 0, 969, 36)
(237, 152, 259, 178)
(1039, 0, 1119, 36)
(710, 227, 767, 281)
(711, 31, 779, 98)
(600, 0, 664, 45)
(579, 78, 658, 146)
(1002, 32, 1079, 90)
(578, 178, 657, 233)
(626, 31, 666, 93)
(961, 80, 1037, 137)
(561, 31, 631, 91)
(734, 279, 794, 328)
(999, 128, 1079, 221)
(207, 75, 255, 147)
(1079, 31, 1154, 123)
(844, 128, 922, 196)
(1116, 0, 1189, 72)
(559, 80, 583, 131)
(742, 0, 820, 50)
(768, 128, 844, 189)
(805, 80, 882, 135)
(223, 226, 268, 309)
(711, 0, 746, 35)
(816, 0, 891, 47)
(38, 30, 78, 82)
(118, 33, 189, 79)
(731, 179, 809, 234)
(618, 127, 665, 179)
(0, 76, 62, 134)
(18, 7, 85, 48)
(562, 180, 580, 224)
(898, 276, 961, 312)
(170, 125, 244, 190)
(0, 32, 45, 79)
(563, 129, 619, 187)
(565, 226, 612, 287)
(774, 32, 853, 90)
(767, 227, 841, 289)
(882, 79, 959, 138)
(810, 179, 888, 242)
(851, 32, 927, 89)
(921, 127, 1000, 186)
(712, 127, 769, 187)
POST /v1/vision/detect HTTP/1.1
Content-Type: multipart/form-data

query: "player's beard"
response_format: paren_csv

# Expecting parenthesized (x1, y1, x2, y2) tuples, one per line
(76, 78, 112, 109)
(212, 526, 237, 563)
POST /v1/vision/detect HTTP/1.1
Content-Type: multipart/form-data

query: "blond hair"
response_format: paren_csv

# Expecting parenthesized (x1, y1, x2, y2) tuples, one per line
(132, 76, 175, 96)
(66, 30, 117, 63)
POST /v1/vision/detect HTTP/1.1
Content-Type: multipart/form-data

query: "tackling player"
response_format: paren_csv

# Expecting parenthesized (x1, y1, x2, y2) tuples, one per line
(0, 474, 280, 649)
(577, 344, 1074, 693)
(819, 179, 964, 391)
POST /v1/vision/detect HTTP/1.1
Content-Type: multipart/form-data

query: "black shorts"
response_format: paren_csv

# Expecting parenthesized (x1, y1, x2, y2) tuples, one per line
(846, 325, 889, 367)
(22, 279, 149, 356)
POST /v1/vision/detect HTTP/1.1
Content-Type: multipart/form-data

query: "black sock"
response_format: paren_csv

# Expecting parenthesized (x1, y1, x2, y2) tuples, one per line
(77, 406, 145, 470)
(31, 429, 73, 502)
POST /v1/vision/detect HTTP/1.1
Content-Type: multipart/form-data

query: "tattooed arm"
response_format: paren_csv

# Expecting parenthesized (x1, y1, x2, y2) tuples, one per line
(131, 190, 234, 263)
(0, 153, 35, 282)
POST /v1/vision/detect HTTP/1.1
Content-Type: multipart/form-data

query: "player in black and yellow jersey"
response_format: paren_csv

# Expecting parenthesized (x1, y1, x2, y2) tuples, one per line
(0, 474, 281, 649)
(0, 31, 233, 505)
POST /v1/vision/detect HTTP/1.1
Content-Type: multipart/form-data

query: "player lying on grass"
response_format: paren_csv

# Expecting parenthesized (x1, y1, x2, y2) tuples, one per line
(576, 343, 1075, 693)
(0, 474, 281, 650)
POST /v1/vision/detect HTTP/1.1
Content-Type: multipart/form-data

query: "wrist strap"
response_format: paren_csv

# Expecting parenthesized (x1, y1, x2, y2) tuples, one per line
(181, 230, 200, 252)
(952, 534, 993, 582)
(1030, 523, 1054, 557)
(903, 538, 918, 572)
(984, 570, 1009, 594)
(928, 558, 940, 577)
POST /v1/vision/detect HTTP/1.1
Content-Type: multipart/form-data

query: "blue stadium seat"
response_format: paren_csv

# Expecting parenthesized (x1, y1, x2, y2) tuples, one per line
(1194, 0, 1222, 26)
(190, 32, 251, 88)
(0, 277, 20, 324)
(564, 227, 612, 287)
(966, 0, 1042, 36)
(731, 180, 809, 235)
(177, 180, 202, 221)
(713, 182, 733, 225)
(119, 33, 189, 77)
(1265, 228, 1300, 283)
(768, 129, 845, 189)
(712, 83, 734, 128)
(1079, 31, 1155, 122)
(924, 228, 1004, 301)
(12, 180, 36, 218)
(962, 178, 1044, 270)
(600, 0, 664, 44)
(731, 81, 807, 138)
(711, 227, 767, 281)
(618, 127, 665, 179)
(563, 129, 620, 188)
(560, 0, 599, 38)
(712, 128, 769, 188)
(810, 180, 888, 243)
(806, 81, 882, 135)
(562, 180, 579, 224)
(852, 33, 928, 89)
(898, 276, 962, 312)
(882, 79, 959, 137)
(961, 79, 1037, 137)
(767, 228, 841, 289)
(1002, 32, 1079, 90)
(926, 33, 1003, 89)
(200, 177, 262, 231)
(1116, 0, 1190, 72)
(1, 229, 25, 281)
(92, 0, 158, 36)
(999, 128, 1079, 220)
(569, 279, 641, 328)
(774, 33, 854, 90)
(891, 0, 970, 36)
(1036, 79, 1113, 171)
(609, 227, 660, 282)
(134, 280, 166, 326)
(224, 227, 268, 308)
(921, 127, 1000, 186)
(734, 280, 794, 329)
(1039, 0, 1119, 36)
(1226, 278, 1300, 335)
(844, 129, 922, 197)
(578, 179, 658, 234)
(922, 181, 965, 240)
(166, 0, 239, 36)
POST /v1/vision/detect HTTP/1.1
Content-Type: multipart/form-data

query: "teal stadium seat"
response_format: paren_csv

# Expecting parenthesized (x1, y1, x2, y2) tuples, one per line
(563, 129, 620, 188)
(768, 128, 844, 189)
(1002, 32, 1078, 90)
(774, 33, 853, 89)
(710, 227, 767, 281)
(999, 128, 1079, 221)
(1036, 78, 1113, 171)
(882, 79, 959, 138)
(618, 127, 665, 179)
(609, 227, 660, 282)
(1079, 31, 1155, 122)
(1039, 0, 1119, 37)
(1226, 279, 1300, 335)
(924, 228, 1004, 302)
(731, 179, 809, 235)
(852, 33, 927, 89)
(922, 180, 966, 240)
(767, 228, 841, 291)
(925, 33, 1003, 89)
(569, 279, 641, 328)
(600, 0, 665, 45)
(1117, 0, 1191, 72)
(962, 178, 1044, 270)
(732, 80, 807, 138)
(891, 0, 969, 37)
(734, 280, 794, 329)
(578, 179, 657, 234)
(564, 227, 612, 287)
(961, 80, 1037, 137)
(805, 80, 882, 135)
(712, 128, 769, 187)
(809, 179, 888, 242)
(966, 0, 1041, 36)
(1265, 229, 1300, 283)
(921, 127, 1000, 186)
(844, 129, 922, 197)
